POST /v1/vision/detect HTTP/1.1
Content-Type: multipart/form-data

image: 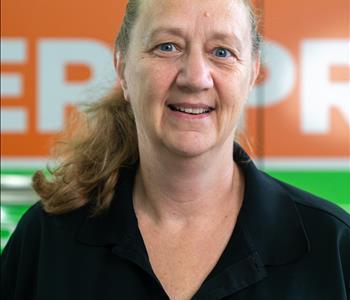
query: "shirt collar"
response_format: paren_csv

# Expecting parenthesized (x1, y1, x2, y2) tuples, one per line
(76, 164, 139, 247)
(234, 144, 310, 265)
(76, 144, 310, 267)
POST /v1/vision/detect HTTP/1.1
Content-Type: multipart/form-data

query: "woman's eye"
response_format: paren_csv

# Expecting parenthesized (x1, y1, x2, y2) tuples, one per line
(213, 48, 232, 58)
(158, 43, 176, 52)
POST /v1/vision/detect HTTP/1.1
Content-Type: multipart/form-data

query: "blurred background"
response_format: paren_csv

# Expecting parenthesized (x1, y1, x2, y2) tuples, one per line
(1, 0, 349, 251)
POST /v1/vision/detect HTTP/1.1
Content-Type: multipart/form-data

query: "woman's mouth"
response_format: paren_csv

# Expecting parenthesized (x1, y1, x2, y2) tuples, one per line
(167, 104, 215, 115)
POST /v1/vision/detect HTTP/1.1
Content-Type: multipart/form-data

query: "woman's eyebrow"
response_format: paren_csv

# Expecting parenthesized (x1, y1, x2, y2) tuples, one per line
(143, 27, 243, 50)
(142, 27, 186, 45)
(210, 31, 243, 49)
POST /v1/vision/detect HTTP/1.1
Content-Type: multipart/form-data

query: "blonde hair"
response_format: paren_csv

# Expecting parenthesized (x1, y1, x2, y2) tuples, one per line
(33, 0, 262, 215)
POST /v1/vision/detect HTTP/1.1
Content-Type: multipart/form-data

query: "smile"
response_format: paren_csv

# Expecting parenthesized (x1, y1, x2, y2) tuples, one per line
(167, 104, 215, 115)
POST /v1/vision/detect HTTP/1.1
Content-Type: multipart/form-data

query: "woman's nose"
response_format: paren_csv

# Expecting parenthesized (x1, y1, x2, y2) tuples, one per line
(176, 51, 214, 93)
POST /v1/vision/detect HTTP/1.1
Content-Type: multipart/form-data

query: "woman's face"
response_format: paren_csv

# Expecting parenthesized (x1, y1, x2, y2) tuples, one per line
(119, 0, 260, 158)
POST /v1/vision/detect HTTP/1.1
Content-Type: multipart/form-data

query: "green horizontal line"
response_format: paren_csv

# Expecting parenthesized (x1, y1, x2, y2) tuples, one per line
(266, 170, 350, 208)
(2, 169, 349, 212)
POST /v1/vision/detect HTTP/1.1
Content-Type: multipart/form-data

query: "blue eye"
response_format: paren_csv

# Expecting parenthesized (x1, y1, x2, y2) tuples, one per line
(159, 43, 176, 52)
(213, 48, 232, 58)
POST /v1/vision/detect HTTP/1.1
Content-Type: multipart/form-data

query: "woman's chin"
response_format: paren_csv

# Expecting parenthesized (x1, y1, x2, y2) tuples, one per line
(162, 135, 215, 159)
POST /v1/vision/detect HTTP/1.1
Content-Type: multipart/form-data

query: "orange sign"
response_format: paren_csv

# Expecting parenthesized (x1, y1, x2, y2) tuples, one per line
(1, 0, 349, 167)
(246, 0, 350, 158)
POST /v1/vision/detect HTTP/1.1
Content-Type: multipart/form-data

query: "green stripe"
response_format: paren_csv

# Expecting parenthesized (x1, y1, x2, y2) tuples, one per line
(1, 169, 349, 252)
(1, 168, 349, 208)
(1, 169, 37, 176)
(1, 168, 51, 178)
(266, 170, 350, 210)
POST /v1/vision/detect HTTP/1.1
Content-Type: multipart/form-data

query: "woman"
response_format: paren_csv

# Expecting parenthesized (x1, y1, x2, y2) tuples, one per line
(2, 0, 349, 299)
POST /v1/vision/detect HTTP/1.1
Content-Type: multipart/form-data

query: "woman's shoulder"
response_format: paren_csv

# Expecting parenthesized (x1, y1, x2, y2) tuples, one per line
(15, 201, 45, 228)
(4, 202, 45, 250)
(2, 200, 90, 255)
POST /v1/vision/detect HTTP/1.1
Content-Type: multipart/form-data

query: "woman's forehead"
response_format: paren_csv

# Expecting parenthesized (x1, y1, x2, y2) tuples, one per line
(139, 0, 246, 20)
(135, 0, 250, 41)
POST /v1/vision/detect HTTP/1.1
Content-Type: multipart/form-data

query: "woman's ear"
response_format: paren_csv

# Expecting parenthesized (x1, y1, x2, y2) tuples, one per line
(115, 51, 129, 101)
(249, 55, 261, 90)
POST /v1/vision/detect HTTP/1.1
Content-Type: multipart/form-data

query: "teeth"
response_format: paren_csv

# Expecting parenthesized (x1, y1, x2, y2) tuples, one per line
(178, 107, 208, 114)
(170, 105, 211, 114)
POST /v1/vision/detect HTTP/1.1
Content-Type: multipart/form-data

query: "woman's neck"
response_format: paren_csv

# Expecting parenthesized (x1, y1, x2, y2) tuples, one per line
(133, 142, 244, 227)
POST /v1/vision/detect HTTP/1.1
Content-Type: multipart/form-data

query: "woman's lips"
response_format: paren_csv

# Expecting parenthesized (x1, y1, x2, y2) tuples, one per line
(167, 103, 215, 116)
(166, 103, 215, 120)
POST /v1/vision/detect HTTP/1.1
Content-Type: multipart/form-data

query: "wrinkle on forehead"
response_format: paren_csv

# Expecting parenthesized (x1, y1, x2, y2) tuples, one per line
(136, 0, 251, 48)
(140, 0, 240, 19)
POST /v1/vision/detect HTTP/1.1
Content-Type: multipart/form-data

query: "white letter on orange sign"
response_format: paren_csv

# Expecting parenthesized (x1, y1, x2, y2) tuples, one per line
(248, 40, 296, 107)
(0, 38, 27, 133)
(37, 39, 115, 132)
(301, 39, 350, 133)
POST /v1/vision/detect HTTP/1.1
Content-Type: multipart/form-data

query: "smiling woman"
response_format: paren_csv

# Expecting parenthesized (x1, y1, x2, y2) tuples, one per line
(1, 0, 349, 300)
(118, 0, 260, 165)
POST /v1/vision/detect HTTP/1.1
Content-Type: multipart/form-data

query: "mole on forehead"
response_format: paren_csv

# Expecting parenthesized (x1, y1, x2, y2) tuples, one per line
(203, 11, 210, 17)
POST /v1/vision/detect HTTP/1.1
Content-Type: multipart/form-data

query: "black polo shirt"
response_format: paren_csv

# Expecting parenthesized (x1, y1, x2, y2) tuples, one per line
(2, 146, 350, 300)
